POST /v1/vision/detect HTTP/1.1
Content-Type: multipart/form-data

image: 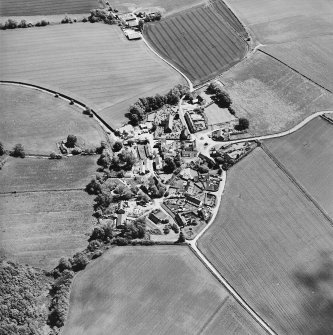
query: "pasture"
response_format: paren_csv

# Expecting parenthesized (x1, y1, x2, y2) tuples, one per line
(265, 117, 333, 219)
(224, 0, 333, 44)
(0, 156, 97, 193)
(0, 0, 98, 16)
(198, 148, 333, 335)
(63, 246, 229, 335)
(262, 36, 333, 92)
(0, 191, 94, 270)
(0, 84, 106, 155)
(219, 52, 333, 135)
(0, 24, 184, 129)
(144, 3, 248, 85)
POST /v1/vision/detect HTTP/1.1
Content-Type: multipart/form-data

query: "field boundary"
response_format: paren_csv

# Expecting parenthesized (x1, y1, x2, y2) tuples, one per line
(258, 49, 333, 94)
(0, 81, 115, 133)
(261, 144, 333, 227)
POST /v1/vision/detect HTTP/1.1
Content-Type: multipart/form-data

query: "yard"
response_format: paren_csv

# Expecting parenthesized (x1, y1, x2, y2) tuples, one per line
(0, 156, 97, 193)
(204, 103, 236, 126)
(198, 148, 333, 335)
(219, 52, 333, 135)
(62, 246, 262, 335)
(144, 2, 247, 85)
(0, 84, 106, 155)
(0, 23, 185, 129)
(0, 191, 94, 270)
(264, 117, 333, 219)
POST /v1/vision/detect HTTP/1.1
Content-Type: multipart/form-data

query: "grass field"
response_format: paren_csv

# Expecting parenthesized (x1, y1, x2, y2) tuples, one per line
(262, 36, 333, 92)
(204, 103, 236, 126)
(0, 84, 106, 155)
(0, 191, 94, 270)
(0, 23, 184, 129)
(224, 0, 333, 44)
(219, 52, 333, 135)
(63, 246, 264, 335)
(198, 148, 333, 334)
(0, 156, 97, 193)
(0, 0, 98, 16)
(265, 117, 333, 219)
(144, 3, 248, 85)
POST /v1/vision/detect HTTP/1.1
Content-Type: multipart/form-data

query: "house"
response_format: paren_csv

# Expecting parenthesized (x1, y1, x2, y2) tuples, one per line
(139, 159, 147, 174)
(206, 179, 219, 192)
(175, 213, 187, 227)
(184, 112, 195, 133)
(154, 154, 163, 170)
(185, 194, 202, 207)
(144, 144, 152, 158)
(116, 208, 127, 227)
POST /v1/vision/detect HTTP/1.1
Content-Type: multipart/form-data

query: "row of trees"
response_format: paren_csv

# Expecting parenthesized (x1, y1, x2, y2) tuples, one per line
(0, 142, 26, 158)
(0, 18, 49, 30)
(127, 84, 189, 125)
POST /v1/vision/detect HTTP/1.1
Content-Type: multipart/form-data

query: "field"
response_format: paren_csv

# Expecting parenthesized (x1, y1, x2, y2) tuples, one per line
(0, 191, 94, 270)
(0, 23, 184, 129)
(262, 36, 333, 92)
(219, 52, 333, 135)
(204, 103, 236, 126)
(63, 246, 264, 335)
(144, 2, 248, 85)
(224, 0, 333, 44)
(265, 117, 333, 219)
(198, 148, 333, 334)
(0, 0, 98, 16)
(0, 84, 106, 155)
(0, 156, 97, 193)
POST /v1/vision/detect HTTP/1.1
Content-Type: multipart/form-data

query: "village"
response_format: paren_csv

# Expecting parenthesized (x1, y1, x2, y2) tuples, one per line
(89, 82, 255, 242)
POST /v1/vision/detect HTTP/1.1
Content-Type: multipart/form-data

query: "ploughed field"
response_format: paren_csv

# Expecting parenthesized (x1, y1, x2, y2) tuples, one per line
(0, 23, 184, 129)
(265, 117, 333, 219)
(0, 191, 94, 270)
(144, 1, 248, 85)
(0, 84, 106, 155)
(0, 0, 97, 16)
(198, 148, 333, 335)
(62, 246, 264, 335)
(219, 52, 333, 135)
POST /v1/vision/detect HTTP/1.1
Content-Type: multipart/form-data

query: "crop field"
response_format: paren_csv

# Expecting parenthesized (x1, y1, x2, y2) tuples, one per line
(262, 36, 333, 92)
(265, 117, 333, 219)
(0, 156, 97, 193)
(0, 191, 94, 270)
(0, 0, 98, 16)
(224, 0, 333, 44)
(198, 148, 333, 334)
(219, 52, 333, 135)
(144, 3, 248, 85)
(0, 84, 106, 155)
(63, 246, 265, 335)
(0, 24, 184, 129)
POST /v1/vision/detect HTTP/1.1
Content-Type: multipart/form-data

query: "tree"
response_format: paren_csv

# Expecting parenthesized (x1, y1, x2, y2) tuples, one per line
(154, 94, 165, 109)
(71, 252, 89, 271)
(94, 193, 112, 211)
(122, 151, 136, 170)
(197, 165, 209, 174)
(66, 134, 77, 148)
(212, 90, 232, 108)
(85, 178, 102, 195)
(113, 141, 123, 152)
(97, 152, 111, 168)
(206, 81, 220, 94)
(129, 104, 144, 120)
(235, 118, 249, 131)
(177, 231, 186, 243)
(138, 19, 144, 32)
(58, 258, 72, 272)
(0, 142, 4, 156)
(163, 157, 176, 173)
(11, 144, 25, 158)
(128, 113, 139, 126)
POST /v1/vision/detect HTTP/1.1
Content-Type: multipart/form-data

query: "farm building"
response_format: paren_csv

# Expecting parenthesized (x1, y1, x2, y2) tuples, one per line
(185, 194, 202, 207)
(175, 213, 187, 227)
(118, 13, 139, 27)
(154, 155, 163, 170)
(123, 29, 141, 40)
(184, 112, 195, 133)
(165, 114, 174, 133)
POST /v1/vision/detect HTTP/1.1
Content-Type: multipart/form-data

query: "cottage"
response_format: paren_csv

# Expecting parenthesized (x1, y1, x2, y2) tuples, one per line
(154, 154, 163, 170)
(116, 208, 127, 227)
(165, 114, 174, 133)
(184, 112, 195, 133)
